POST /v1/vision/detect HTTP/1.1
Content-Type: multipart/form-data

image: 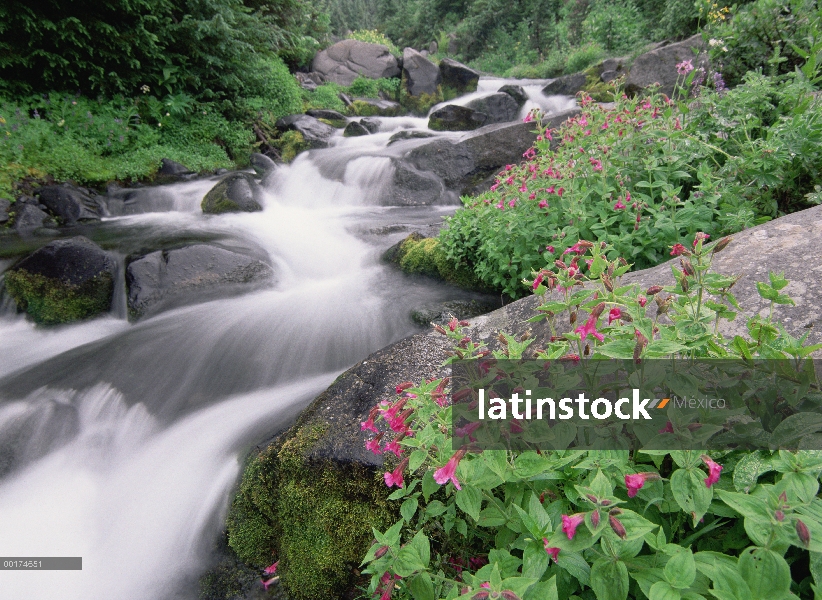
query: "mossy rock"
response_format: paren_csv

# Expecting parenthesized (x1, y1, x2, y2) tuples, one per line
(277, 131, 311, 163)
(384, 233, 484, 290)
(318, 117, 347, 129)
(400, 77, 444, 116)
(346, 99, 403, 117)
(201, 173, 263, 214)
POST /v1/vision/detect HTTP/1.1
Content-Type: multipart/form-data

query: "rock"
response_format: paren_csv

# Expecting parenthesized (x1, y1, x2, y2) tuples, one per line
(274, 114, 335, 149)
(386, 159, 447, 206)
(4, 236, 115, 325)
(311, 39, 400, 86)
(542, 72, 588, 96)
(447, 32, 458, 55)
(410, 299, 499, 326)
(402, 47, 441, 97)
(12, 203, 53, 231)
(359, 118, 380, 133)
(125, 244, 275, 319)
(294, 71, 324, 91)
(343, 121, 370, 137)
(305, 108, 347, 122)
(348, 98, 403, 117)
(249, 153, 278, 176)
(338, 92, 354, 108)
(626, 34, 705, 97)
(498, 84, 528, 106)
(0, 198, 10, 224)
(597, 56, 630, 82)
(439, 58, 480, 98)
(428, 40, 438, 55)
(157, 158, 193, 179)
(201, 173, 264, 214)
(465, 92, 520, 123)
(36, 184, 102, 224)
(420, 49, 429, 58)
(428, 104, 488, 131)
(387, 130, 436, 145)
(407, 108, 580, 193)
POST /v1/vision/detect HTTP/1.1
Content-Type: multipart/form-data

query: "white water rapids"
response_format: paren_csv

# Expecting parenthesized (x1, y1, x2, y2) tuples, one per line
(0, 80, 571, 600)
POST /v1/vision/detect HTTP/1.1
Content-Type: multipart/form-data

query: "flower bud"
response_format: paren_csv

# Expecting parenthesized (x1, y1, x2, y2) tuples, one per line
(570, 311, 577, 324)
(712, 236, 732, 254)
(646, 285, 663, 296)
(679, 272, 689, 293)
(603, 275, 614, 292)
(501, 592, 521, 600)
(577, 240, 594, 249)
(591, 510, 600, 527)
(797, 519, 811, 547)
(434, 325, 447, 335)
(591, 303, 606, 318)
(680, 259, 695, 277)
(775, 510, 785, 522)
(609, 514, 627, 539)
(498, 333, 509, 345)
(374, 545, 390, 558)
(471, 592, 490, 600)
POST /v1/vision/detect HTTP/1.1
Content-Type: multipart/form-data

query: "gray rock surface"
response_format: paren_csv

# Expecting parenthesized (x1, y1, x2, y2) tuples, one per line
(249, 153, 278, 176)
(125, 244, 275, 319)
(428, 104, 488, 131)
(274, 114, 335, 149)
(12, 203, 53, 231)
(350, 98, 403, 116)
(626, 34, 705, 97)
(498, 84, 528, 106)
(201, 173, 264, 214)
(387, 130, 436, 145)
(294, 71, 324, 91)
(158, 158, 193, 178)
(386, 159, 448, 206)
(543, 72, 587, 96)
(598, 56, 630, 82)
(402, 48, 441, 97)
(311, 40, 400, 86)
(305, 108, 347, 122)
(410, 299, 500, 326)
(359, 118, 380, 133)
(0, 198, 9, 224)
(343, 121, 370, 137)
(465, 92, 520, 123)
(439, 58, 480, 95)
(36, 184, 102, 224)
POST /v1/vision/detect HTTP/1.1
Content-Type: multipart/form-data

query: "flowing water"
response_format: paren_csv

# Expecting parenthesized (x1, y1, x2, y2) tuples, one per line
(0, 80, 570, 600)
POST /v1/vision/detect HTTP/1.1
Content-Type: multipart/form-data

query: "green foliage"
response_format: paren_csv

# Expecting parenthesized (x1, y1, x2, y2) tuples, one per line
(565, 42, 606, 74)
(277, 131, 310, 163)
(348, 76, 401, 99)
(302, 83, 347, 113)
(360, 240, 822, 600)
(389, 234, 483, 289)
(348, 29, 401, 55)
(4, 269, 113, 325)
(582, 1, 643, 54)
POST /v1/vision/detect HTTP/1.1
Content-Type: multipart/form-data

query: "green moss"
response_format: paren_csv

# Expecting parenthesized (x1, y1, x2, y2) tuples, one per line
(400, 77, 444, 116)
(277, 130, 310, 163)
(4, 269, 113, 325)
(318, 118, 347, 129)
(442, 81, 478, 102)
(579, 65, 618, 103)
(390, 234, 483, 290)
(347, 100, 402, 117)
(227, 423, 396, 600)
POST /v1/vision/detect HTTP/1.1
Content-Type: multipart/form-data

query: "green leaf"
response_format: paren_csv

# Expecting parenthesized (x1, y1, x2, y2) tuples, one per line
(409, 449, 428, 473)
(393, 545, 426, 577)
(422, 469, 439, 500)
(408, 572, 435, 600)
(756, 282, 779, 302)
(738, 547, 791, 600)
(671, 468, 713, 525)
(410, 531, 431, 568)
(770, 413, 822, 449)
(769, 272, 789, 291)
(478, 505, 508, 527)
(514, 452, 552, 477)
(590, 559, 629, 600)
(523, 575, 558, 600)
(733, 451, 772, 492)
(522, 542, 549, 580)
(664, 547, 696, 589)
(650, 581, 683, 600)
(401, 497, 419, 523)
(594, 339, 636, 359)
(455, 486, 482, 522)
(781, 471, 819, 504)
(715, 490, 772, 523)
(426, 500, 447, 517)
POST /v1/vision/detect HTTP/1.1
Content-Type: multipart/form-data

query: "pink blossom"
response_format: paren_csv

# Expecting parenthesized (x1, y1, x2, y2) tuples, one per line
(693, 232, 710, 247)
(396, 382, 414, 394)
(532, 273, 544, 290)
(575, 314, 604, 342)
(584, 129, 591, 136)
(545, 129, 553, 141)
(366, 432, 384, 454)
(264, 561, 279, 575)
(262, 577, 278, 591)
(542, 539, 560, 562)
(361, 406, 379, 433)
(567, 266, 579, 278)
(490, 183, 499, 191)
(381, 399, 407, 421)
(384, 438, 403, 458)
(676, 59, 694, 75)
(625, 473, 646, 498)
(546, 185, 555, 194)
(561, 513, 585, 540)
(701, 455, 723, 488)
(614, 200, 626, 210)
(384, 457, 409, 488)
(638, 295, 647, 307)
(557, 187, 564, 197)
(454, 421, 481, 440)
(608, 307, 622, 325)
(659, 421, 674, 434)
(433, 448, 468, 490)
(508, 199, 517, 208)
(578, 115, 588, 127)
(505, 176, 515, 185)
(564, 242, 587, 255)
(590, 158, 602, 171)
(523, 112, 534, 123)
(674, 118, 682, 130)
(670, 243, 686, 256)
(538, 200, 548, 209)
(528, 192, 536, 200)
(388, 408, 413, 432)
(601, 120, 609, 130)
(546, 245, 555, 253)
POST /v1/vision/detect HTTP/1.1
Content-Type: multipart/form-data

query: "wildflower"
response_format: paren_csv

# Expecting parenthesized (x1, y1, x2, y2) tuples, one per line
(674, 118, 682, 130)
(384, 437, 404, 458)
(262, 576, 278, 590)
(381, 398, 407, 421)
(374, 545, 390, 559)
(455, 421, 481, 440)
(538, 200, 548, 209)
(542, 540, 560, 562)
(693, 232, 710, 248)
(625, 472, 660, 497)
(546, 245, 555, 253)
(523, 112, 533, 123)
(567, 266, 579, 278)
(701, 455, 723, 487)
(670, 243, 687, 256)
(590, 158, 602, 171)
(366, 432, 384, 454)
(264, 561, 278, 575)
(614, 199, 626, 210)
(575, 314, 604, 342)
(797, 520, 811, 547)
(528, 192, 536, 200)
(713, 71, 727, 93)
(448, 317, 459, 331)
(434, 448, 468, 489)
(389, 408, 413, 432)
(676, 60, 694, 76)
(532, 273, 544, 290)
(561, 513, 585, 540)
(608, 308, 622, 325)
(384, 457, 409, 488)
(646, 285, 663, 295)
(508, 199, 517, 208)
(361, 407, 379, 433)
(140, 85, 150, 94)
(601, 120, 609, 130)
(396, 382, 413, 394)
(490, 183, 499, 191)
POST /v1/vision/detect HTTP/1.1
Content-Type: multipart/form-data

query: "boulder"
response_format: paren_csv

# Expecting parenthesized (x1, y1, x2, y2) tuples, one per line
(275, 114, 335, 149)
(157, 158, 194, 180)
(36, 184, 102, 224)
(498, 84, 528, 106)
(311, 39, 400, 86)
(428, 40, 438, 55)
(447, 32, 458, 55)
(428, 104, 488, 131)
(626, 34, 705, 97)
(249, 153, 278, 176)
(305, 108, 347, 123)
(359, 118, 381, 134)
(386, 159, 447, 206)
(597, 56, 630, 82)
(348, 98, 403, 117)
(465, 92, 520, 123)
(439, 58, 479, 97)
(12, 203, 53, 231)
(125, 244, 275, 319)
(0, 198, 10, 224)
(342, 121, 370, 137)
(4, 236, 115, 325)
(542, 72, 588, 96)
(402, 48, 441, 97)
(410, 298, 499, 326)
(294, 71, 324, 91)
(387, 130, 436, 145)
(201, 173, 264, 214)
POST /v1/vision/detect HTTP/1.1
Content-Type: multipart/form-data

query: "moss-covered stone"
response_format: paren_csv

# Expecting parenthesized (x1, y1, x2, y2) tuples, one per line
(384, 233, 484, 290)
(317, 118, 347, 129)
(347, 99, 403, 117)
(5, 269, 114, 325)
(277, 131, 311, 163)
(227, 420, 396, 600)
(400, 76, 444, 116)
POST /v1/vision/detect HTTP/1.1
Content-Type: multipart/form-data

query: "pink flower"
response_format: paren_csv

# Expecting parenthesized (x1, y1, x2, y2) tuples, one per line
(590, 158, 602, 171)
(361, 406, 379, 433)
(538, 200, 548, 209)
(384, 457, 409, 488)
(601, 120, 609, 130)
(532, 274, 544, 290)
(433, 448, 468, 490)
(575, 314, 604, 342)
(676, 59, 694, 75)
(670, 243, 686, 256)
(608, 307, 621, 325)
(389, 409, 413, 432)
(523, 112, 534, 123)
(528, 192, 536, 200)
(264, 561, 279, 575)
(546, 245, 555, 253)
(564, 242, 587, 255)
(262, 576, 277, 591)
(674, 118, 682, 130)
(366, 432, 384, 454)
(693, 232, 710, 247)
(638, 295, 647, 307)
(454, 421, 481, 440)
(490, 183, 499, 191)
(557, 187, 564, 197)
(614, 200, 626, 210)
(625, 473, 646, 498)
(518, 183, 528, 193)
(542, 539, 560, 562)
(561, 513, 585, 540)
(701, 455, 723, 488)
(659, 421, 674, 434)
(508, 199, 517, 208)
(384, 438, 403, 458)
(567, 266, 579, 278)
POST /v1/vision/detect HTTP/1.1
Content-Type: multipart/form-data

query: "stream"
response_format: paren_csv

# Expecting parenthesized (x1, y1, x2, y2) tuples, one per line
(0, 79, 570, 600)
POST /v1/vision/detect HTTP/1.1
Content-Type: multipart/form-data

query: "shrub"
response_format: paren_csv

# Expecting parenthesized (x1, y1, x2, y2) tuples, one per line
(565, 42, 606, 74)
(348, 29, 401, 55)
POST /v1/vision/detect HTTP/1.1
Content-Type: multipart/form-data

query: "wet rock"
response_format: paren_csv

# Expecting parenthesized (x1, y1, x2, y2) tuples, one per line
(349, 98, 403, 117)
(249, 153, 278, 176)
(498, 84, 528, 107)
(439, 58, 480, 97)
(12, 203, 54, 232)
(304, 108, 347, 126)
(428, 104, 488, 131)
(359, 118, 381, 133)
(294, 71, 324, 91)
(201, 173, 264, 214)
(125, 244, 275, 319)
(4, 236, 115, 325)
(386, 159, 447, 206)
(387, 130, 436, 145)
(447, 32, 458, 55)
(626, 35, 705, 97)
(465, 92, 520, 124)
(598, 56, 630, 82)
(311, 39, 400, 86)
(0, 198, 10, 224)
(343, 121, 370, 137)
(36, 184, 102, 224)
(274, 114, 335, 149)
(542, 72, 588, 96)
(402, 47, 441, 97)
(410, 299, 499, 326)
(157, 158, 194, 181)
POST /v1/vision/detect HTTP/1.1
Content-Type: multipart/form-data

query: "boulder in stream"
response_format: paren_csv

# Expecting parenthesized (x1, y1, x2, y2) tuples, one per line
(36, 184, 103, 225)
(348, 98, 403, 117)
(125, 244, 275, 319)
(275, 114, 335, 149)
(342, 121, 370, 137)
(438, 58, 479, 98)
(498, 84, 528, 107)
(626, 35, 706, 97)
(201, 173, 264, 214)
(311, 39, 401, 86)
(249, 153, 278, 176)
(4, 236, 115, 325)
(542, 71, 588, 96)
(428, 104, 488, 131)
(464, 92, 520, 124)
